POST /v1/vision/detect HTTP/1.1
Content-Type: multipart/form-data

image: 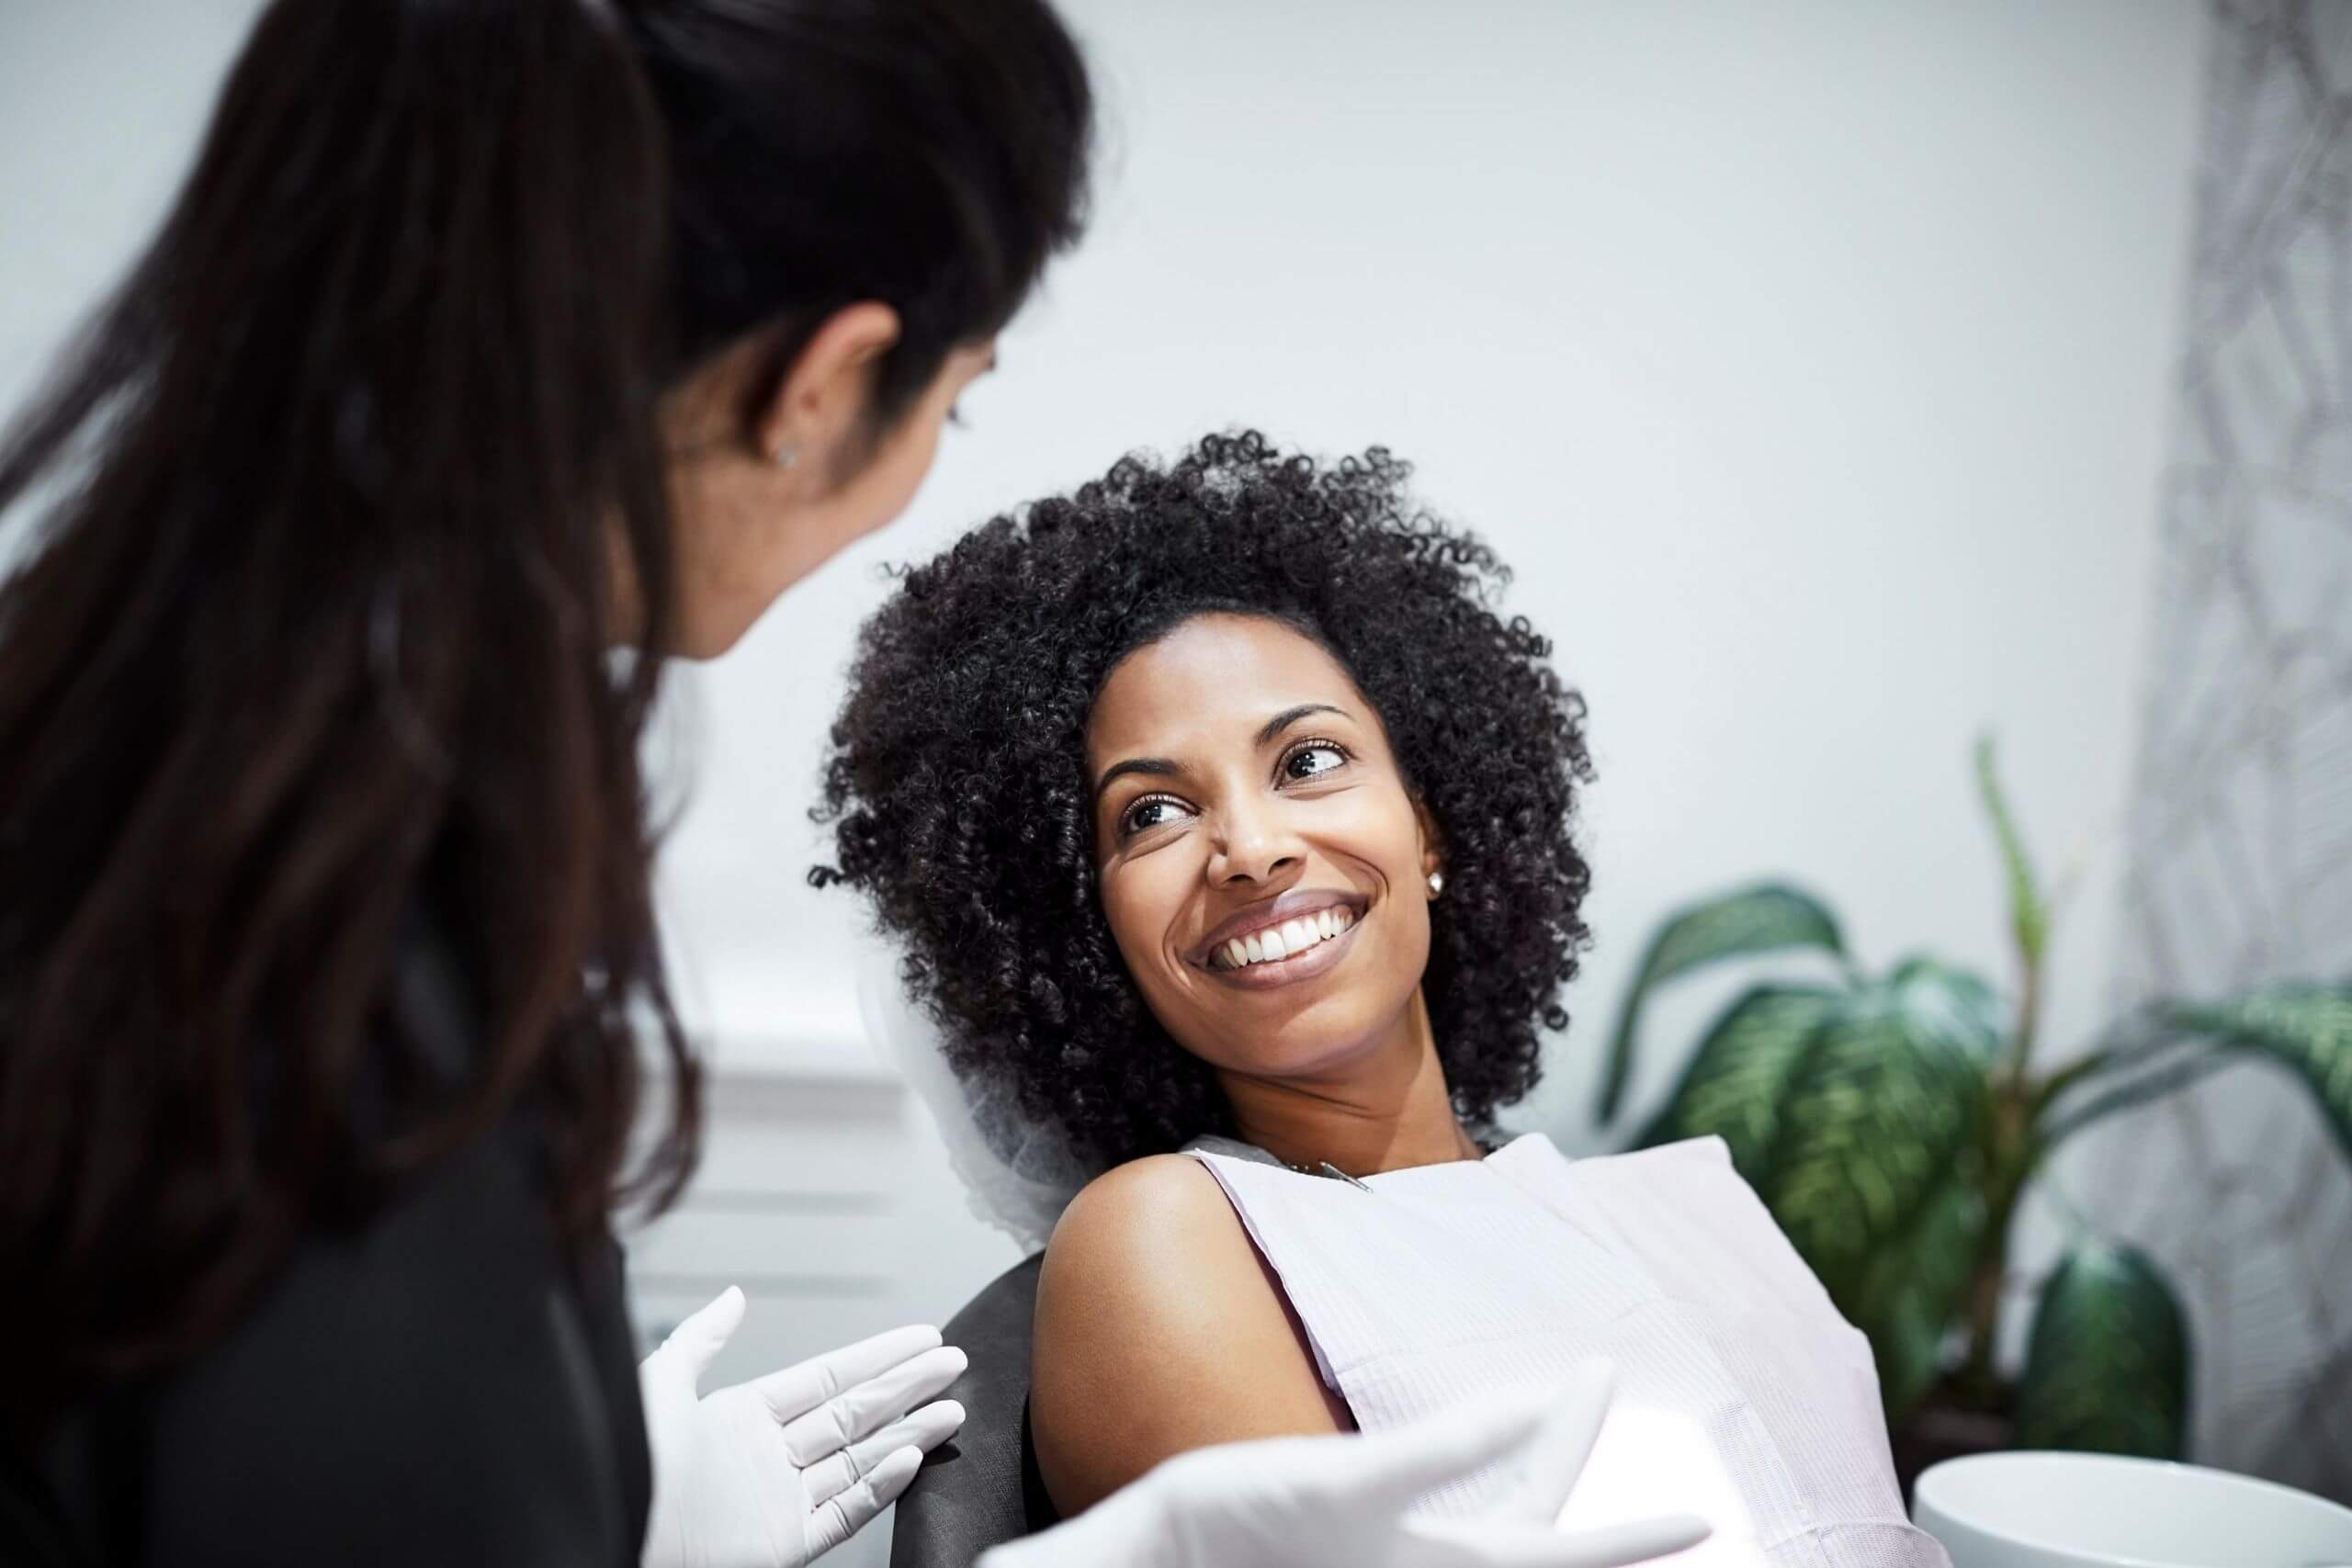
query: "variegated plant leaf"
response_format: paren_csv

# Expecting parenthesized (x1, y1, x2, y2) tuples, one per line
(2161, 983, 2352, 1166)
(1758, 987, 1993, 1308)
(1594, 883, 1846, 1124)
(2014, 1241, 2189, 1458)
(1638, 985, 1843, 1177)
(1886, 955, 2008, 1062)
(1847, 1171, 1986, 1417)
(1776, 970, 2001, 1416)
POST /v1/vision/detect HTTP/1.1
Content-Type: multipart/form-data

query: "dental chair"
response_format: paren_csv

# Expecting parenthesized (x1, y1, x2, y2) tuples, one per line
(889, 1254, 1058, 1568)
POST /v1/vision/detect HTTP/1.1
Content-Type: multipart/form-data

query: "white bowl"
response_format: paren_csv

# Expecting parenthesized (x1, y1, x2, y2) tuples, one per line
(1913, 1450, 2352, 1567)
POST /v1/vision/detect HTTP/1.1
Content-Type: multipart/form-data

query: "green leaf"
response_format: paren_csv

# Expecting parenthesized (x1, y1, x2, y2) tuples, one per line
(1845, 964, 2003, 1416)
(2040, 1046, 2235, 1150)
(1637, 972, 2001, 1418)
(1849, 1173, 1987, 1417)
(1594, 884, 1847, 1124)
(1888, 956, 2008, 1063)
(1638, 986, 1843, 1176)
(2161, 984, 2352, 1166)
(2015, 1242, 2189, 1458)
(1974, 734, 2048, 967)
(1758, 991, 1993, 1307)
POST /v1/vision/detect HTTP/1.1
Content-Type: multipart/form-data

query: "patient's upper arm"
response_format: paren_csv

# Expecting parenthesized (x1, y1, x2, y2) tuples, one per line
(1030, 1155, 1348, 1517)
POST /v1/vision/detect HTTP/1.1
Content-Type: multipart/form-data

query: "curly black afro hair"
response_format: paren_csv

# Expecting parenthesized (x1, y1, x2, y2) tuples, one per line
(814, 432, 1593, 1171)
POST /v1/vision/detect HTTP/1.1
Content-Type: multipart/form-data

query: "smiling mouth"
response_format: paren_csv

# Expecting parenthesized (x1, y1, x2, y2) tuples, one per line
(1205, 905, 1359, 972)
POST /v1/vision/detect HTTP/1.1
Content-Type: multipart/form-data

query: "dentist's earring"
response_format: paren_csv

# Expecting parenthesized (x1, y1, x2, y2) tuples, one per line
(1426, 870, 1445, 898)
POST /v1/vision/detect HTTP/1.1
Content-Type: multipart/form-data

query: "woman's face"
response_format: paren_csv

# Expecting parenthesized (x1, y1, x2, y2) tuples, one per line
(1086, 613, 1442, 1082)
(660, 333, 997, 659)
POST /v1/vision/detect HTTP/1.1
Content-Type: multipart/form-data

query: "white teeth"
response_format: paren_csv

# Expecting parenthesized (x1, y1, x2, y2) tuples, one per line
(1216, 908, 1361, 971)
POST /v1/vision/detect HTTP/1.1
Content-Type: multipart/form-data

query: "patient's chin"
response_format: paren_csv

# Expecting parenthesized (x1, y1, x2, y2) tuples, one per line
(1191, 1003, 1408, 1083)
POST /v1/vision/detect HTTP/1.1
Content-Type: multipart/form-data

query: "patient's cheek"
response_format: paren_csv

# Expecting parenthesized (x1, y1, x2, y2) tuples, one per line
(1096, 866, 1175, 987)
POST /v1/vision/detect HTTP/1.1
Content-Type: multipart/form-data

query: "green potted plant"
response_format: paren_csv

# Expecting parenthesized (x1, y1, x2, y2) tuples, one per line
(1589, 738, 2352, 1472)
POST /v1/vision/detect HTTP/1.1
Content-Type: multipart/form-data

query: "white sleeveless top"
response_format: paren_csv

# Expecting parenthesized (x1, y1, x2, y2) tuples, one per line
(1187, 1134, 1950, 1568)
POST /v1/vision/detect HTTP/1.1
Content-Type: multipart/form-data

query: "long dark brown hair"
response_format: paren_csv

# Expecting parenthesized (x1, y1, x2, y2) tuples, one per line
(0, 0, 1089, 1427)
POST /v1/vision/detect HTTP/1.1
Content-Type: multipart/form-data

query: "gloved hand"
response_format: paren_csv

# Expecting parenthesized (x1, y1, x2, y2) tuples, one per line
(639, 1286, 967, 1568)
(980, 1361, 1708, 1568)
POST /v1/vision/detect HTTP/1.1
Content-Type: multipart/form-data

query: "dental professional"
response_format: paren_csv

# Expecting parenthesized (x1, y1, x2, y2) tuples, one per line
(0, 4, 1706, 1567)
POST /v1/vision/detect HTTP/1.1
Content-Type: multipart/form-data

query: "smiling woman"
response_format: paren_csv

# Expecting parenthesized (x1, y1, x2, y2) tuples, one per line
(815, 430, 1610, 1506)
(1083, 615, 1462, 1137)
(816, 432, 1595, 1173)
(816, 433, 1950, 1562)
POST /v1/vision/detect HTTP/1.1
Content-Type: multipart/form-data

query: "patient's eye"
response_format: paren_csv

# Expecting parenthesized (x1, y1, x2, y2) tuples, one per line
(1119, 795, 1193, 838)
(1281, 740, 1349, 782)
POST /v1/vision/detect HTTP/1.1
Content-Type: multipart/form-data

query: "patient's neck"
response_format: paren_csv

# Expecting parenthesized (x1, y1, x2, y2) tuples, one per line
(1215, 990, 1480, 1178)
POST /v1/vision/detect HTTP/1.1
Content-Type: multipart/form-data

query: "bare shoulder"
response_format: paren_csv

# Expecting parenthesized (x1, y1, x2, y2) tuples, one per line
(1044, 1153, 1250, 1289)
(1031, 1154, 1345, 1516)
(1035, 1156, 1267, 1389)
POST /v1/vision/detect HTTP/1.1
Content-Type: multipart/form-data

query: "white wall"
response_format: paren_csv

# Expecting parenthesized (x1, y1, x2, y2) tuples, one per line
(658, 0, 2208, 1130)
(0, 1, 254, 414)
(1, 0, 2211, 1542)
(648, 10, 2212, 1502)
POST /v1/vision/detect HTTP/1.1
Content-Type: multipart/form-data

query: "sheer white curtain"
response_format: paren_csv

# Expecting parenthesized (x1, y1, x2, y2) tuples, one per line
(2082, 0, 2352, 1501)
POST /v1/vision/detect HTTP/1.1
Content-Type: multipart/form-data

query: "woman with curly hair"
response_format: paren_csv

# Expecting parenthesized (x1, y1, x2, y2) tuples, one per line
(820, 434, 1948, 1565)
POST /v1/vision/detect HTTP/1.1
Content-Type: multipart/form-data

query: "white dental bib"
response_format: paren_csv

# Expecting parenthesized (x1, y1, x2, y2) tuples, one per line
(1186, 1134, 1951, 1568)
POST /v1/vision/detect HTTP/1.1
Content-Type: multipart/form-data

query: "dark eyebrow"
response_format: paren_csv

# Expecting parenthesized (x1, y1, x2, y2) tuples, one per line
(1256, 703, 1348, 748)
(1092, 706, 1347, 806)
(1091, 756, 1178, 805)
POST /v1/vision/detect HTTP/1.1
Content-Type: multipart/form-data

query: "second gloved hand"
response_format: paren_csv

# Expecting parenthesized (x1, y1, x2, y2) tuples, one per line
(639, 1287, 968, 1568)
(980, 1360, 1709, 1568)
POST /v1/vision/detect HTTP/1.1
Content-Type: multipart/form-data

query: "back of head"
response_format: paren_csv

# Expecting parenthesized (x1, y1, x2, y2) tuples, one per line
(636, 0, 1091, 416)
(0, 0, 1089, 1428)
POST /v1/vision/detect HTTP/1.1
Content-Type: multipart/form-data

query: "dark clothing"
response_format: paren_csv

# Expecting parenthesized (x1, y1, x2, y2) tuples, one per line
(12, 924, 652, 1567)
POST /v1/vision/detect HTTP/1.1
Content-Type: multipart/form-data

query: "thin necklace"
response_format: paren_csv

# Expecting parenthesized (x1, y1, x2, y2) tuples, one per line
(1282, 1131, 1492, 1189)
(1283, 1156, 1374, 1190)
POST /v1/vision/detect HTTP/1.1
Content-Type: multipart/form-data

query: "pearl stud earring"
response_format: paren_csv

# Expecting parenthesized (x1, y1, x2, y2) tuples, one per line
(1427, 870, 1446, 897)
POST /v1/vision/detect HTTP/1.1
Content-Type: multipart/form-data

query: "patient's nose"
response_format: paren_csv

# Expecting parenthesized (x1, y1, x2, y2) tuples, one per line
(1207, 795, 1305, 886)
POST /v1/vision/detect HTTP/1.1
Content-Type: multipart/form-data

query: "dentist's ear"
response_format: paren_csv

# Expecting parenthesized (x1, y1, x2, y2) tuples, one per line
(749, 302, 902, 481)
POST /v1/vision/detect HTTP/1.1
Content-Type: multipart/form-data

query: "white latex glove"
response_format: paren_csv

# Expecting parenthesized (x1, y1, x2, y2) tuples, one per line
(639, 1286, 967, 1568)
(980, 1361, 1709, 1568)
